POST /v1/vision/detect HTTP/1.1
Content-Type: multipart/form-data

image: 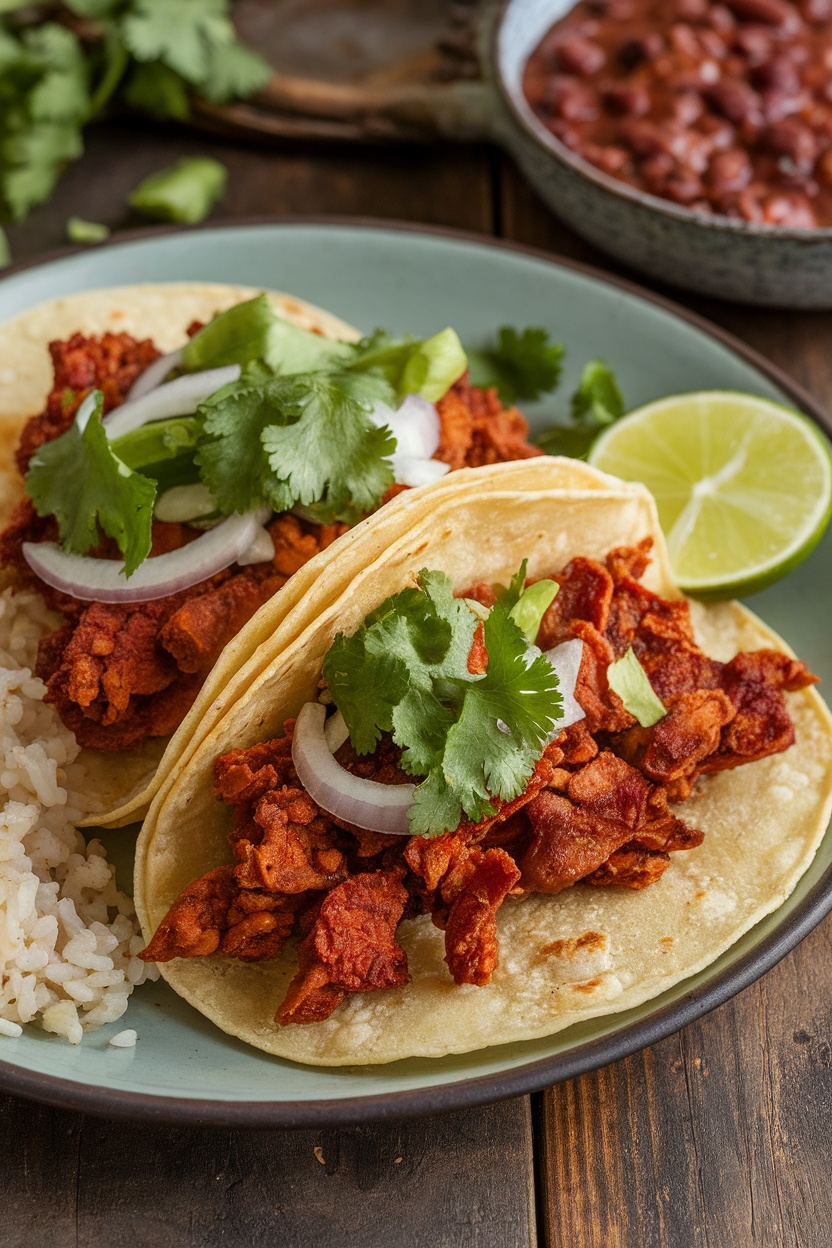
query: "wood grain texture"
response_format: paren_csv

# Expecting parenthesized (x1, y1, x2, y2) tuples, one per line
(3, 119, 496, 264)
(498, 154, 832, 1248)
(0, 1093, 537, 1248)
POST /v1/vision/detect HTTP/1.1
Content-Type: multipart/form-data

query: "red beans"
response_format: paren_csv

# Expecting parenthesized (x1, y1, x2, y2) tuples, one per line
(522, 0, 832, 225)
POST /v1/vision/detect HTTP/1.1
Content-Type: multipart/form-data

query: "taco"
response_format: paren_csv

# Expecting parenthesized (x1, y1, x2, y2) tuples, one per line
(135, 460, 832, 1065)
(0, 284, 559, 827)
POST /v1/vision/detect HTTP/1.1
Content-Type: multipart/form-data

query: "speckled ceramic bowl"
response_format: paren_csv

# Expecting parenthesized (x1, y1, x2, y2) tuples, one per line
(491, 0, 832, 308)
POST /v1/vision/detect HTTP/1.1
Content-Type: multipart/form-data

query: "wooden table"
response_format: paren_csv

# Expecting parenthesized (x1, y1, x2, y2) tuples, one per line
(3, 119, 832, 1248)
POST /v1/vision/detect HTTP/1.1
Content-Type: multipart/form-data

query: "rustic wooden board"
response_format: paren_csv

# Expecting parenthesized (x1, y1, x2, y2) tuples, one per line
(0, 1093, 537, 1247)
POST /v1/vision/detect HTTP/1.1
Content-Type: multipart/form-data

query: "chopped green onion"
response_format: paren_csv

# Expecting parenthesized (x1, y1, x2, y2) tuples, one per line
(66, 216, 110, 244)
(129, 157, 228, 225)
(607, 647, 666, 727)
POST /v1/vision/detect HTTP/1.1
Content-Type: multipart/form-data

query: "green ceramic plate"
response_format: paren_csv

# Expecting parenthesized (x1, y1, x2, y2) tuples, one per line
(1, 221, 831, 1126)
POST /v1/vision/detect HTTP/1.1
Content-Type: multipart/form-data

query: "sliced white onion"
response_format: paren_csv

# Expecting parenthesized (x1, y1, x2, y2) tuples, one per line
(154, 483, 217, 523)
(324, 708, 350, 753)
(367, 394, 448, 487)
(394, 455, 450, 488)
(543, 639, 586, 736)
(104, 365, 241, 440)
(22, 507, 271, 604)
(236, 524, 275, 566)
(292, 702, 416, 836)
(125, 347, 184, 403)
(368, 393, 440, 459)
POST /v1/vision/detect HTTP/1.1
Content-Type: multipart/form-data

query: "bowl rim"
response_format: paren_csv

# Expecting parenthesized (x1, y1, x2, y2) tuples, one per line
(491, 0, 832, 242)
(1, 214, 831, 1128)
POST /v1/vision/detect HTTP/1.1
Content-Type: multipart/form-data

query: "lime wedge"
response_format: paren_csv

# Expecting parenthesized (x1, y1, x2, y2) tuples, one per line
(588, 391, 832, 597)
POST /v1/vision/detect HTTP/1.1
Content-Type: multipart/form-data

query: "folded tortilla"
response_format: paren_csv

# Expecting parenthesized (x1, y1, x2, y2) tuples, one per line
(134, 460, 832, 1064)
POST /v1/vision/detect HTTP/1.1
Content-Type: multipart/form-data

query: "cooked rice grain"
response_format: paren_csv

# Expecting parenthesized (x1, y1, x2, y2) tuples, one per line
(1, 587, 157, 1043)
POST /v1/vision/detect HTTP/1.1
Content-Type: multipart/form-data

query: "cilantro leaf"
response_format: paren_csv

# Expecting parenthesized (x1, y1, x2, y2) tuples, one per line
(324, 566, 564, 837)
(129, 156, 227, 224)
(261, 372, 396, 522)
(607, 647, 666, 727)
(200, 38, 271, 103)
(122, 61, 191, 120)
(0, 23, 89, 223)
(195, 370, 278, 514)
(571, 359, 624, 428)
(467, 327, 564, 404)
(25, 390, 156, 576)
(538, 359, 625, 460)
(196, 368, 396, 521)
(121, 0, 270, 98)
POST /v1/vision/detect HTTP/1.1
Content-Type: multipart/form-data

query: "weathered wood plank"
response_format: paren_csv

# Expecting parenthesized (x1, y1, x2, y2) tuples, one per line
(0, 1093, 537, 1248)
(4, 119, 496, 264)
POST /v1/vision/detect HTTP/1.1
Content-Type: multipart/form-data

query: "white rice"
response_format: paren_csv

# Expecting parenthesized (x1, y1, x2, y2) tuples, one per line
(0, 586, 158, 1043)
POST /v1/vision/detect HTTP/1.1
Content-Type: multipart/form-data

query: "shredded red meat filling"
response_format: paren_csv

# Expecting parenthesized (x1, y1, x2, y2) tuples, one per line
(0, 338, 540, 750)
(140, 542, 817, 1028)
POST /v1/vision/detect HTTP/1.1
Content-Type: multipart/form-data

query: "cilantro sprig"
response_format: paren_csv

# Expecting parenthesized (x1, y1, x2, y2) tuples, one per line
(538, 360, 625, 459)
(323, 565, 564, 837)
(25, 391, 156, 576)
(466, 327, 564, 404)
(29, 298, 469, 569)
(0, 2, 269, 225)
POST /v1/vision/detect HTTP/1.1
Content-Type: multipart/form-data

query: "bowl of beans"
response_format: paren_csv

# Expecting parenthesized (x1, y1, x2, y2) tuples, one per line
(491, 0, 832, 306)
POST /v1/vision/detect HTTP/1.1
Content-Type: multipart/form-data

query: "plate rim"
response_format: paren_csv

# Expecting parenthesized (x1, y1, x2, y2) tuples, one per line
(1, 215, 831, 1128)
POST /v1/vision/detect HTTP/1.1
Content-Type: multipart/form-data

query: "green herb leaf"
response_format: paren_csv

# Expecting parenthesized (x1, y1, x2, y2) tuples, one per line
(129, 156, 227, 224)
(110, 414, 203, 470)
(260, 372, 396, 522)
(199, 37, 271, 104)
(66, 215, 110, 243)
(349, 327, 468, 402)
(0, 23, 89, 223)
(509, 579, 558, 643)
(538, 359, 625, 460)
(25, 390, 156, 576)
(0, 224, 9, 267)
(439, 579, 563, 825)
(607, 647, 666, 727)
(181, 294, 353, 375)
(467, 327, 564, 404)
(571, 359, 624, 428)
(324, 566, 564, 837)
(122, 61, 191, 120)
(195, 368, 395, 521)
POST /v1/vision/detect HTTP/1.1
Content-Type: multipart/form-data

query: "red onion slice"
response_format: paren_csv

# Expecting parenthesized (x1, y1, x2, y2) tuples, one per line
(292, 703, 416, 836)
(543, 639, 585, 735)
(125, 348, 184, 403)
(22, 507, 271, 604)
(104, 365, 241, 440)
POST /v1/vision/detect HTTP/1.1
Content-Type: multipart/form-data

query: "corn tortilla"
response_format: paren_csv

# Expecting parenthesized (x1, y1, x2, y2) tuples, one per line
(134, 466, 832, 1064)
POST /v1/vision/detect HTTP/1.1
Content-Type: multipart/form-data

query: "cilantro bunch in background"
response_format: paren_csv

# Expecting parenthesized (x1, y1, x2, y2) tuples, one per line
(0, 0, 270, 224)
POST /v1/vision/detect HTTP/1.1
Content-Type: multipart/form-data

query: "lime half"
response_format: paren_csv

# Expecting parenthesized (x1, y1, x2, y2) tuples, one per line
(588, 390, 832, 597)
